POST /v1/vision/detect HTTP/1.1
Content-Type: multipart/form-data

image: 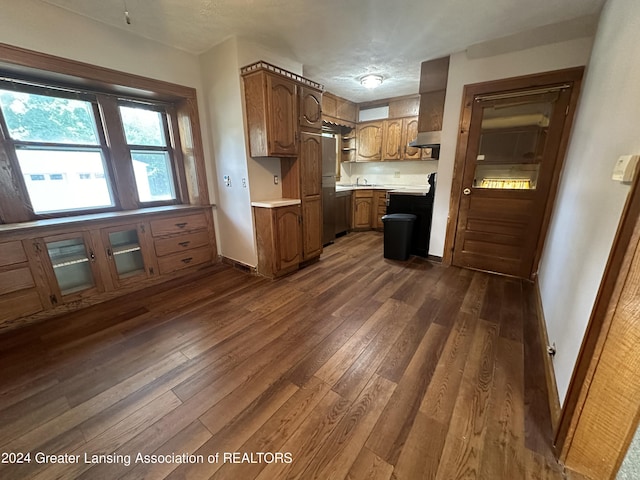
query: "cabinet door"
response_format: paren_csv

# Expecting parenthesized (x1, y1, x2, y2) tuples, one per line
(266, 74, 298, 156)
(356, 121, 383, 162)
(40, 232, 103, 304)
(102, 223, 153, 287)
(353, 197, 373, 229)
(275, 206, 302, 272)
(382, 119, 403, 160)
(302, 197, 323, 260)
(402, 117, 423, 160)
(300, 87, 322, 130)
(300, 132, 322, 197)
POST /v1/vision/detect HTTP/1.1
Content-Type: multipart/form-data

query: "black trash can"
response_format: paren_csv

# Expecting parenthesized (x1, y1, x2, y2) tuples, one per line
(381, 213, 416, 260)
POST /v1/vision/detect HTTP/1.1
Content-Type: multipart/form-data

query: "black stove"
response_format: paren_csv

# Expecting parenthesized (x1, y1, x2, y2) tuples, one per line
(386, 173, 436, 257)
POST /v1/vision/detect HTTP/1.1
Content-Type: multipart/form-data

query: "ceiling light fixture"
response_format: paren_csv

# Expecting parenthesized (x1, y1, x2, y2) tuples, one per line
(360, 74, 383, 89)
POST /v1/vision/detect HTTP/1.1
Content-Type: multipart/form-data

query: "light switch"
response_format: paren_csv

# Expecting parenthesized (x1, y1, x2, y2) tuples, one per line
(612, 155, 639, 183)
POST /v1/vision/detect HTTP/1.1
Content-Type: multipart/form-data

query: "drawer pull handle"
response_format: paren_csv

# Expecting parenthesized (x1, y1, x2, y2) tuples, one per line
(178, 241, 190, 247)
(181, 257, 193, 264)
(175, 222, 188, 228)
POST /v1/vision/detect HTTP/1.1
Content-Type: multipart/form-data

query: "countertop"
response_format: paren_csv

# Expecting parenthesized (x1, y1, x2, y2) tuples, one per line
(335, 184, 430, 195)
(251, 198, 301, 208)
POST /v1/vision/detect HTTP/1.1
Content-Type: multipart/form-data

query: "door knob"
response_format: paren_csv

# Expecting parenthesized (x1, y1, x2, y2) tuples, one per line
(463, 188, 471, 195)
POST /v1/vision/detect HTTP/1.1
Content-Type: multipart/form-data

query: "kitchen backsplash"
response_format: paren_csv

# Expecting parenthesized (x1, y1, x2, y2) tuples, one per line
(339, 161, 438, 186)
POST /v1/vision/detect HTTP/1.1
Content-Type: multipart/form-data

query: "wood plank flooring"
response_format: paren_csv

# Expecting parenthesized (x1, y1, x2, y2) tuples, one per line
(0, 231, 566, 479)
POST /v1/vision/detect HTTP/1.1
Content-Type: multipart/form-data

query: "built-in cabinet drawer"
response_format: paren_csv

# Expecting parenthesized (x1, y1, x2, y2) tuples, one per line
(0, 208, 217, 333)
(157, 246, 213, 275)
(150, 213, 208, 237)
(0, 241, 44, 324)
(151, 212, 213, 275)
(153, 230, 210, 257)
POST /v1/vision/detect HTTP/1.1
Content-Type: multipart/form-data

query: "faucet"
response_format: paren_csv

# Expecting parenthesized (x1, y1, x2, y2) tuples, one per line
(355, 177, 368, 187)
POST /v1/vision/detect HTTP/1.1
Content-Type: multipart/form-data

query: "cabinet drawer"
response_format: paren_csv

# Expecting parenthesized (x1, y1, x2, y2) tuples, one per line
(354, 189, 374, 198)
(0, 267, 35, 296)
(0, 289, 43, 324)
(0, 241, 27, 267)
(154, 230, 210, 257)
(150, 213, 207, 237)
(157, 246, 212, 275)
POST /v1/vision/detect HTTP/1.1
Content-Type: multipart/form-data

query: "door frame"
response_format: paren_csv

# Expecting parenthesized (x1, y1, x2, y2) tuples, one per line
(443, 68, 584, 278)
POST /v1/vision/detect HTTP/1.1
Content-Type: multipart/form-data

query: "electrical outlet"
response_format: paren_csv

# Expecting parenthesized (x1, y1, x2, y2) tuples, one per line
(223, 175, 231, 187)
(242, 178, 247, 188)
(394, 171, 401, 178)
(274, 175, 279, 185)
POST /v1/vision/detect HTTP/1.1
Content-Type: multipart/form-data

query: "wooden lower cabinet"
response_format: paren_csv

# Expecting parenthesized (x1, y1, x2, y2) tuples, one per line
(302, 197, 323, 260)
(373, 191, 388, 229)
(254, 205, 302, 278)
(0, 207, 217, 333)
(353, 190, 374, 229)
(0, 240, 45, 325)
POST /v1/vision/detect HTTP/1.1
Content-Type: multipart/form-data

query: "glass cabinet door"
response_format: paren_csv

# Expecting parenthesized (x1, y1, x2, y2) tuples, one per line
(108, 229, 144, 278)
(45, 235, 97, 297)
(103, 224, 151, 286)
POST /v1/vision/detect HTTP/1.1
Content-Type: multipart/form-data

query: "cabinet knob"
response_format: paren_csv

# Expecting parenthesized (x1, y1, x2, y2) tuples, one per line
(463, 188, 471, 195)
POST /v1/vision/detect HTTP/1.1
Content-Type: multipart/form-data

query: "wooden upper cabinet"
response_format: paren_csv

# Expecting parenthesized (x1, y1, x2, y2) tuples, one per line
(300, 87, 323, 130)
(300, 132, 322, 198)
(402, 116, 422, 160)
(322, 92, 357, 127)
(382, 119, 403, 160)
(242, 69, 298, 157)
(266, 74, 298, 156)
(356, 121, 383, 162)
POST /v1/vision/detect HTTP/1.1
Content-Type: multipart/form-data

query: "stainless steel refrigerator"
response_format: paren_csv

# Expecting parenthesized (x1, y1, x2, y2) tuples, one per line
(322, 136, 337, 245)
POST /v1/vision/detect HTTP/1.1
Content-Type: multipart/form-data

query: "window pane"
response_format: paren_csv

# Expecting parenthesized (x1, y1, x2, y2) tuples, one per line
(131, 151, 175, 202)
(119, 106, 166, 146)
(473, 100, 553, 190)
(16, 147, 114, 214)
(0, 90, 99, 144)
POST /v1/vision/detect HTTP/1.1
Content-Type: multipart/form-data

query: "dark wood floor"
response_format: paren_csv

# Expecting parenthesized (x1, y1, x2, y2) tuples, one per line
(0, 231, 566, 479)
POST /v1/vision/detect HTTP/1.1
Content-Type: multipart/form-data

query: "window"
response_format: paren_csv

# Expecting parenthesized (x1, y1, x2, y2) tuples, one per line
(0, 79, 183, 218)
(0, 87, 115, 214)
(119, 104, 177, 203)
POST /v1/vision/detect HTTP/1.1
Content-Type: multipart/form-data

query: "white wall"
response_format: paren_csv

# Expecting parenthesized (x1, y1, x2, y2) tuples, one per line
(340, 161, 438, 188)
(0, 0, 202, 87)
(199, 37, 303, 267)
(0, 0, 220, 249)
(200, 38, 257, 267)
(538, 0, 640, 405)
(433, 37, 594, 257)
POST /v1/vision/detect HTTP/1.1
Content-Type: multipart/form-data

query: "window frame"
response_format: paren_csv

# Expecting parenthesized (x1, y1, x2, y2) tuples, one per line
(117, 100, 182, 207)
(0, 43, 209, 225)
(0, 79, 187, 218)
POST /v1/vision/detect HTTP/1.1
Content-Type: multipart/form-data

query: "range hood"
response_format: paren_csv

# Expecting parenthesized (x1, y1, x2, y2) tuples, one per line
(409, 56, 450, 155)
(409, 130, 441, 148)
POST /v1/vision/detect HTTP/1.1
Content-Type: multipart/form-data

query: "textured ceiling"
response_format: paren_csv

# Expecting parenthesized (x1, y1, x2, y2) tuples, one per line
(39, 0, 605, 102)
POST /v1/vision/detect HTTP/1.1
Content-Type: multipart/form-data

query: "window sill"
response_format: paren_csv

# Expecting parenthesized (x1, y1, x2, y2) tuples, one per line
(0, 204, 215, 237)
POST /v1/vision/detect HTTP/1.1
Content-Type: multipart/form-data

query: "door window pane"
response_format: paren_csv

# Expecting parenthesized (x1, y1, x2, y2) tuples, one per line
(0, 90, 99, 144)
(17, 147, 114, 213)
(474, 100, 553, 190)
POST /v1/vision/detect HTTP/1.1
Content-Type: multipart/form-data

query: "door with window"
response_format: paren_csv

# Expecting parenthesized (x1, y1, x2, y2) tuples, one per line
(450, 70, 582, 278)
